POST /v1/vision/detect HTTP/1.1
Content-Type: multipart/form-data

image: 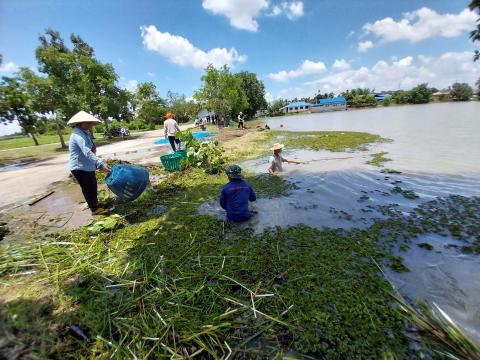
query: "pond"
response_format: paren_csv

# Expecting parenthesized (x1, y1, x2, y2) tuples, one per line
(200, 102, 480, 342)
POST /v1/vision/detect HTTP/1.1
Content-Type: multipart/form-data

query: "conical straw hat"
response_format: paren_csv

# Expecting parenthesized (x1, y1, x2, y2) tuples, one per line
(67, 111, 102, 126)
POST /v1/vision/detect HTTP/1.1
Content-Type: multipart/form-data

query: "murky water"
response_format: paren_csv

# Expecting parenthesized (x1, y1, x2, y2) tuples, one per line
(199, 102, 480, 341)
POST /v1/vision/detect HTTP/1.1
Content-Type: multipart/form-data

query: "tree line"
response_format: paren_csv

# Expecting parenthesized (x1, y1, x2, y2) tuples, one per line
(0, 29, 267, 146)
(266, 81, 479, 116)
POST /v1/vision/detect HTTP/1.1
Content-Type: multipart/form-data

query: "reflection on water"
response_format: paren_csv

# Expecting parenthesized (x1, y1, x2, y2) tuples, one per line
(200, 103, 480, 342)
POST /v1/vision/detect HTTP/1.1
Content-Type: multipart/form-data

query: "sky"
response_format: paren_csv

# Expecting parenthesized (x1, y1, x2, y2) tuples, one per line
(1, 0, 479, 135)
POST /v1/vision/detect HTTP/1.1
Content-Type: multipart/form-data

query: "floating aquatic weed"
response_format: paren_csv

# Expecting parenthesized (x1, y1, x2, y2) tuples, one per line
(367, 152, 392, 167)
(417, 243, 433, 251)
(391, 186, 419, 200)
(380, 169, 402, 174)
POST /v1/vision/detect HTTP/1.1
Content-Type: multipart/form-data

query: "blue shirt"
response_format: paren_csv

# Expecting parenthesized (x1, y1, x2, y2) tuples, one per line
(69, 127, 104, 172)
(220, 179, 256, 222)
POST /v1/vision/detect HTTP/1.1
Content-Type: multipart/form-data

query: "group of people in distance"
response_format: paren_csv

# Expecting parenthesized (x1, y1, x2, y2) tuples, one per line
(67, 110, 303, 222)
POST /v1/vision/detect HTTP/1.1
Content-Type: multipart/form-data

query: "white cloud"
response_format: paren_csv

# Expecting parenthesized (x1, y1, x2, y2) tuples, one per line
(202, 0, 268, 31)
(125, 80, 138, 91)
(332, 59, 351, 71)
(346, 30, 355, 39)
(265, 92, 274, 103)
(305, 51, 480, 95)
(363, 7, 477, 44)
(141, 25, 247, 69)
(358, 40, 374, 53)
(270, 1, 304, 20)
(0, 61, 19, 73)
(268, 59, 326, 82)
(146, 72, 155, 78)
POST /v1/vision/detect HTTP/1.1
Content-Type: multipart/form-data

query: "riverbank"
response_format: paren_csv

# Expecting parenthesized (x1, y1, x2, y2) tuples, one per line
(1, 119, 479, 358)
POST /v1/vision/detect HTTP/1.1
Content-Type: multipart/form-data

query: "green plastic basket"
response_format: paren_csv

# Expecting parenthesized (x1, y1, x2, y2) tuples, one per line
(175, 149, 187, 159)
(160, 152, 183, 172)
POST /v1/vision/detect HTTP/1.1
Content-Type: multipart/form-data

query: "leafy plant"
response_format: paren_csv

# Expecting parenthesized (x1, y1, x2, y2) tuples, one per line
(86, 214, 123, 234)
(178, 129, 225, 174)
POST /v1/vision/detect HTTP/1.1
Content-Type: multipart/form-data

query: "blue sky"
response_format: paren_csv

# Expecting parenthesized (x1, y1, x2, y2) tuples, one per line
(1, 0, 479, 134)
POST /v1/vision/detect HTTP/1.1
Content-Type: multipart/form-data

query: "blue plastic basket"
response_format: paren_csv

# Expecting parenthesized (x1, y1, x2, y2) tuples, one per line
(105, 164, 149, 201)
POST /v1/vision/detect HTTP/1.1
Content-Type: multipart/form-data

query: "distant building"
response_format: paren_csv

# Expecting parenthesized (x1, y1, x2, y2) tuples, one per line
(280, 101, 310, 114)
(197, 109, 215, 120)
(432, 91, 451, 102)
(373, 93, 392, 101)
(310, 97, 347, 113)
(254, 109, 268, 117)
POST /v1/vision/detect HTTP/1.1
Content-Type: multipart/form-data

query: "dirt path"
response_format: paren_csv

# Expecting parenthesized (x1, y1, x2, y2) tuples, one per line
(0, 126, 194, 209)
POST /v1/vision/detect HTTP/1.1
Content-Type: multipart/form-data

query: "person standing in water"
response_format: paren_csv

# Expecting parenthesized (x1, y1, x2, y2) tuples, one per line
(268, 143, 304, 174)
(220, 165, 257, 222)
(68, 111, 111, 215)
(164, 113, 181, 151)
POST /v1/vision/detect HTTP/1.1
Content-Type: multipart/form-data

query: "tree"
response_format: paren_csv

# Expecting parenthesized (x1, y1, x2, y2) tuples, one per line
(194, 64, 248, 118)
(166, 91, 200, 123)
(134, 82, 167, 127)
(235, 71, 267, 118)
(469, 0, 480, 61)
(0, 76, 39, 145)
(267, 99, 286, 116)
(409, 83, 432, 104)
(24, 29, 125, 147)
(450, 82, 474, 101)
(391, 90, 411, 104)
(341, 88, 376, 106)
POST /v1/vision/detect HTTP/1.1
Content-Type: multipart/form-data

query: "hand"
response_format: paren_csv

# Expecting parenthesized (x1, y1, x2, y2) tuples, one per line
(101, 165, 111, 173)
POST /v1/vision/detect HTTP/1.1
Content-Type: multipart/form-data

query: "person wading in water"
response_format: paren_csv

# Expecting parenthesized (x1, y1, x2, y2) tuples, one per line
(268, 143, 304, 174)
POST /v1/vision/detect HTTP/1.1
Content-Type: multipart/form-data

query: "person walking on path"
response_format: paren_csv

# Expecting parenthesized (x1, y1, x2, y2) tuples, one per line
(68, 111, 111, 215)
(237, 112, 245, 129)
(220, 165, 257, 222)
(268, 143, 304, 174)
(164, 113, 181, 151)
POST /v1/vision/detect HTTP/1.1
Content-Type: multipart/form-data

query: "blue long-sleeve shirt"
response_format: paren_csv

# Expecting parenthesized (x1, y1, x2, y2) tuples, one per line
(68, 127, 104, 172)
(220, 179, 256, 222)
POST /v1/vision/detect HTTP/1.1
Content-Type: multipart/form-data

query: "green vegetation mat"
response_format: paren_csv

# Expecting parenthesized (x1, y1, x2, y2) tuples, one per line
(2, 130, 478, 358)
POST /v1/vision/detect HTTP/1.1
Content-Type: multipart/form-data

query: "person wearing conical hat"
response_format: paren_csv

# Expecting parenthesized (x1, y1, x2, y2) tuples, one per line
(68, 111, 111, 215)
(220, 165, 257, 222)
(268, 143, 304, 174)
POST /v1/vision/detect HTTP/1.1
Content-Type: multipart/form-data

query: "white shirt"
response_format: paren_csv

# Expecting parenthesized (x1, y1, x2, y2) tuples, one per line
(164, 119, 180, 137)
(269, 154, 287, 172)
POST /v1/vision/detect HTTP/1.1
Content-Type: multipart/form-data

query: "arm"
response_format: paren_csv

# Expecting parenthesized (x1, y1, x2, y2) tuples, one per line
(219, 189, 227, 209)
(283, 156, 304, 165)
(268, 157, 275, 174)
(175, 121, 180, 132)
(73, 133, 105, 170)
(164, 123, 168, 138)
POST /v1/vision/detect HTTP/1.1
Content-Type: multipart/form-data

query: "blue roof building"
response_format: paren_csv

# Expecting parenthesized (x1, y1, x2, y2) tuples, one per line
(310, 97, 347, 113)
(280, 101, 311, 114)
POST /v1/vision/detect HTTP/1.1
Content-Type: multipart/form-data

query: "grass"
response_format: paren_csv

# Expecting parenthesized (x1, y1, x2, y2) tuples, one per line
(0, 134, 141, 166)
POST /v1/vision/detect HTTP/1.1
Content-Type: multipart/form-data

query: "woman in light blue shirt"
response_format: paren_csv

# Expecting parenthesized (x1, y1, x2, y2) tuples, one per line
(68, 111, 110, 215)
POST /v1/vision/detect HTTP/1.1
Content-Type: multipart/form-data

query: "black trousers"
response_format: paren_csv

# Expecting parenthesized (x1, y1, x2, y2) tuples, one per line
(238, 121, 244, 129)
(168, 136, 180, 151)
(71, 170, 98, 211)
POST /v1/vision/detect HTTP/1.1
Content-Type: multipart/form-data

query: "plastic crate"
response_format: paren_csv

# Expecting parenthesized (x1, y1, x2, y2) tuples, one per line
(105, 164, 149, 201)
(160, 152, 183, 172)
